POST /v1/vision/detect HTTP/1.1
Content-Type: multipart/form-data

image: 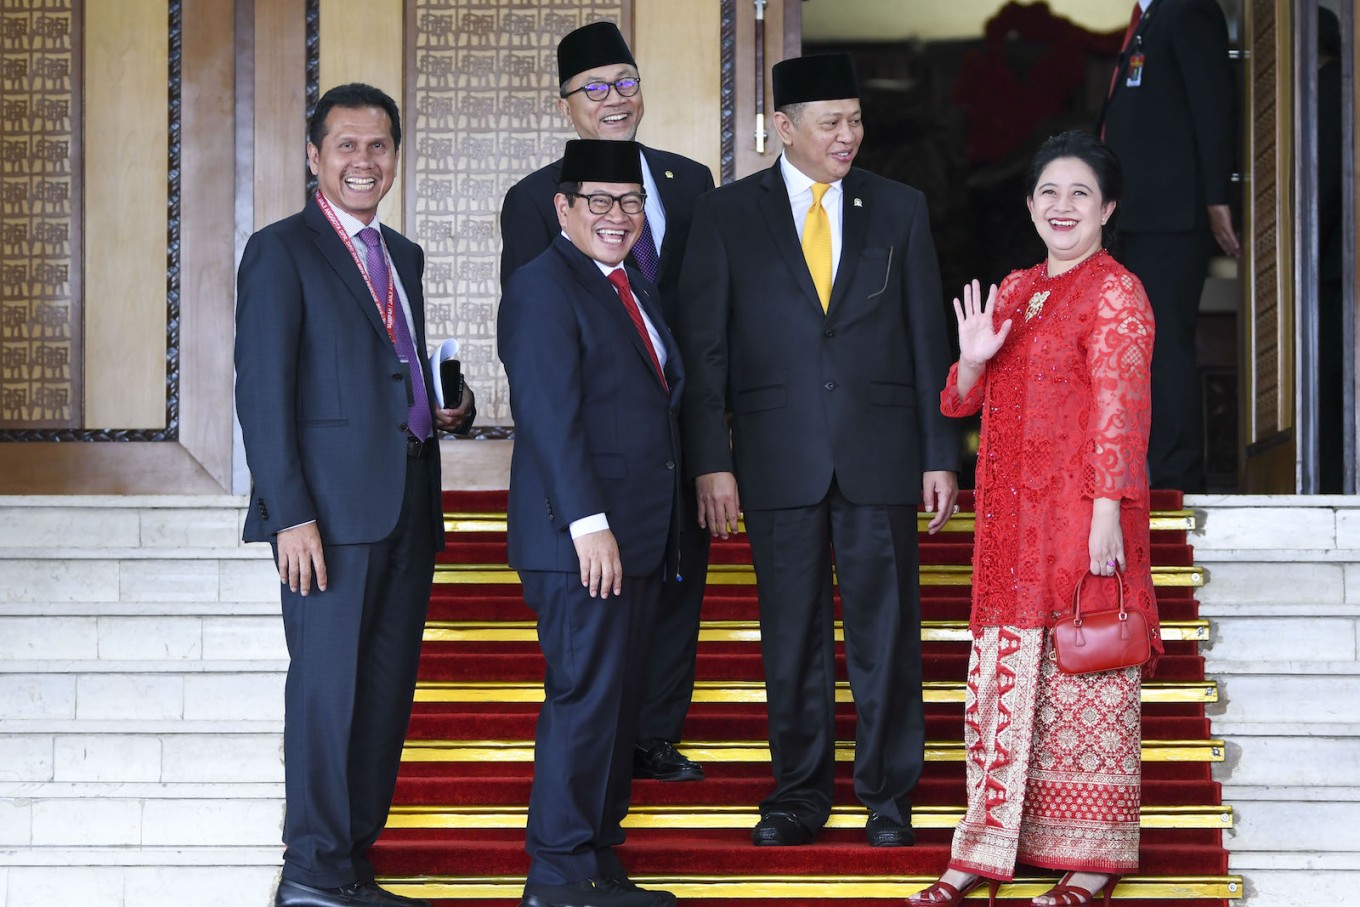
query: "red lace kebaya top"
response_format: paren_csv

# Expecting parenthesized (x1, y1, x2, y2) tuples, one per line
(941, 249, 1163, 670)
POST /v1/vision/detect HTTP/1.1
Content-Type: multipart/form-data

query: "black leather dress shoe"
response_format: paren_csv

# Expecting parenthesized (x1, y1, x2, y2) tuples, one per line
(750, 810, 816, 846)
(606, 875, 678, 906)
(354, 881, 433, 906)
(865, 809, 915, 846)
(519, 876, 672, 907)
(632, 740, 705, 781)
(274, 879, 367, 906)
(276, 878, 429, 907)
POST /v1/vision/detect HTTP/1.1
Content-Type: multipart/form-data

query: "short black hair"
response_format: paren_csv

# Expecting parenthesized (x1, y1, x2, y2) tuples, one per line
(308, 83, 402, 150)
(1028, 130, 1124, 245)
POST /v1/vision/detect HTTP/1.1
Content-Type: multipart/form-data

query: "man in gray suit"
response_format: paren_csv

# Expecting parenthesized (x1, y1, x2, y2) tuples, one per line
(676, 54, 959, 849)
(235, 82, 472, 907)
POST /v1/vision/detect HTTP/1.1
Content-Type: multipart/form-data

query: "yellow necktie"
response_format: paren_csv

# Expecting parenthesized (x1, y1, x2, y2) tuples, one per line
(802, 183, 832, 311)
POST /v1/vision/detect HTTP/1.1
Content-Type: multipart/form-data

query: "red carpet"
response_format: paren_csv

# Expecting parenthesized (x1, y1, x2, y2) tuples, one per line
(370, 490, 1232, 904)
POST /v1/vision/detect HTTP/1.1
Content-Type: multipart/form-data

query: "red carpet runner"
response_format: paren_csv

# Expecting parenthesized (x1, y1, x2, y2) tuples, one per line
(369, 490, 1238, 904)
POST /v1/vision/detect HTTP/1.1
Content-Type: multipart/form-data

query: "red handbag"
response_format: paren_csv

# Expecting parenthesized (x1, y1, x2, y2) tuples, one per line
(1052, 570, 1151, 675)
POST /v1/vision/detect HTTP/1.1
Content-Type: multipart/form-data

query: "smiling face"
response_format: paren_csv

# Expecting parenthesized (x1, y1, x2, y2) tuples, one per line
(774, 99, 863, 184)
(558, 64, 644, 141)
(1027, 156, 1116, 274)
(555, 181, 644, 266)
(307, 105, 397, 224)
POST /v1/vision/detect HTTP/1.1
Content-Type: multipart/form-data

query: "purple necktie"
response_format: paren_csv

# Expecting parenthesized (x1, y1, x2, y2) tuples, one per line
(632, 214, 660, 284)
(357, 227, 433, 440)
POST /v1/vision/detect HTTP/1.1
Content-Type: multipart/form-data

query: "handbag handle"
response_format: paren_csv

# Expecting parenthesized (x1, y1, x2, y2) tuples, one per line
(1068, 570, 1131, 641)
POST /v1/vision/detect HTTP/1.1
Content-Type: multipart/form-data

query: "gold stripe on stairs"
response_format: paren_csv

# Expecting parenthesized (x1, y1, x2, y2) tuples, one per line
(434, 563, 1205, 586)
(386, 803, 1233, 830)
(402, 738, 1225, 764)
(424, 619, 1211, 644)
(375, 874, 1243, 900)
(413, 678, 1217, 704)
(445, 510, 1200, 534)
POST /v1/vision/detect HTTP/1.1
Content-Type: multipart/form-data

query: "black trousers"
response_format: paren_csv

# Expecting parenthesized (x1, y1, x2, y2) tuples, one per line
(278, 457, 436, 888)
(635, 484, 710, 745)
(743, 479, 925, 831)
(1119, 230, 1213, 493)
(521, 568, 663, 886)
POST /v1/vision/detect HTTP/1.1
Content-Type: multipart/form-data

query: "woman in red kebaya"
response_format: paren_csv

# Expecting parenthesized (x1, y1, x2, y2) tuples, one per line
(909, 131, 1159, 907)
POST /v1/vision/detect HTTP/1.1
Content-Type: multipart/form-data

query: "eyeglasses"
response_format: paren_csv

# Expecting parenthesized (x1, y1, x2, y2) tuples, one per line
(566, 191, 647, 215)
(561, 76, 642, 102)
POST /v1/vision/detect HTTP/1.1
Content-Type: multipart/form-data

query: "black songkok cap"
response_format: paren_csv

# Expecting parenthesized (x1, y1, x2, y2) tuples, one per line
(772, 53, 860, 109)
(557, 21, 636, 85)
(560, 139, 643, 185)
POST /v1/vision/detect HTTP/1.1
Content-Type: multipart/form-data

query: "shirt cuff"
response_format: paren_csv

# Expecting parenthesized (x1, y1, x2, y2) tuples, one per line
(280, 520, 316, 533)
(569, 513, 609, 539)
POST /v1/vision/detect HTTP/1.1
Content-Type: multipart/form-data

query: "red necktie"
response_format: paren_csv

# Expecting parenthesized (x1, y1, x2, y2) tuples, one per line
(607, 268, 668, 392)
(1107, 2, 1143, 99)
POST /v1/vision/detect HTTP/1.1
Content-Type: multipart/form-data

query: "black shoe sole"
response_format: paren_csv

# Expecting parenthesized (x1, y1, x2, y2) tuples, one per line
(634, 765, 705, 782)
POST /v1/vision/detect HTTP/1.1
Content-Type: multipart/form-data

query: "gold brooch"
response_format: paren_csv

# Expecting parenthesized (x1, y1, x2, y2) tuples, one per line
(1024, 290, 1050, 322)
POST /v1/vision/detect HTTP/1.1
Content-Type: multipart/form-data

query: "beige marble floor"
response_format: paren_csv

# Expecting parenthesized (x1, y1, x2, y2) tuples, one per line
(441, 438, 512, 490)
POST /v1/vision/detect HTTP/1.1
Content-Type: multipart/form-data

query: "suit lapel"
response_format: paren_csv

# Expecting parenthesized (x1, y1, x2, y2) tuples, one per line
(558, 237, 669, 393)
(827, 170, 867, 316)
(640, 146, 681, 282)
(631, 267, 682, 398)
(757, 162, 825, 315)
(1108, 0, 1159, 105)
(304, 201, 391, 344)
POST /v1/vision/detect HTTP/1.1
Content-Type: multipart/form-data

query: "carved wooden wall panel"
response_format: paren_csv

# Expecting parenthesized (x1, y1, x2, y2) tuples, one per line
(0, 0, 80, 429)
(406, 0, 628, 424)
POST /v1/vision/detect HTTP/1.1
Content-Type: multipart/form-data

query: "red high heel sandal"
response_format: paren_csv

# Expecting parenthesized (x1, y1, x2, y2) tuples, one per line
(1032, 872, 1121, 906)
(906, 874, 1000, 906)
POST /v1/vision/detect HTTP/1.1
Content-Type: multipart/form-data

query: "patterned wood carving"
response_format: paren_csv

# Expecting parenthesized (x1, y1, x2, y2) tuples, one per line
(0, 0, 80, 430)
(1249, 0, 1281, 436)
(406, 0, 627, 425)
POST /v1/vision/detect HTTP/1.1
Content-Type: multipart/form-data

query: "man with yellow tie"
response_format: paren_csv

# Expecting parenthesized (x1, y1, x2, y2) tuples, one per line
(675, 53, 960, 849)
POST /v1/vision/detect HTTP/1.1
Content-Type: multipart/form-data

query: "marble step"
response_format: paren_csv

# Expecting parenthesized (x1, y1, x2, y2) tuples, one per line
(0, 856, 279, 907)
(0, 729, 281, 784)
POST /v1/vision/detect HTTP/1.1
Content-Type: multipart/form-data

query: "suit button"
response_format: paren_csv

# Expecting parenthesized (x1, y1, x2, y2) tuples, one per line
(399, 422, 408, 432)
(824, 329, 835, 338)
(665, 460, 676, 470)
(392, 373, 402, 381)
(824, 381, 836, 391)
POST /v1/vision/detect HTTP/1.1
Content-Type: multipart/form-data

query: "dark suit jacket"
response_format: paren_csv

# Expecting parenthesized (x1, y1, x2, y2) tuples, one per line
(235, 197, 444, 549)
(499, 145, 714, 325)
(677, 161, 959, 511)
(1099, 0, 1236, 233)
(498, 235, 683, 577)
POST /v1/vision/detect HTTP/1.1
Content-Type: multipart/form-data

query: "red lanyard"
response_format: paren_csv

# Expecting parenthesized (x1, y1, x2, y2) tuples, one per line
(314, 191, 397, 342)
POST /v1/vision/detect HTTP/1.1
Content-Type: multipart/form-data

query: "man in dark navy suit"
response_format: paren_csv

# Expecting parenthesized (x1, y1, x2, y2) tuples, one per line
(498, 139, 682, 907)
(235, 83, 473, 907)
(1099, 0, 1238, 492)
(500, 20, 713, 784)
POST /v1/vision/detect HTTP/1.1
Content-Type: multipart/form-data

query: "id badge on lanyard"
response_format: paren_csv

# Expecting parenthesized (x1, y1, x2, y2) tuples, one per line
(1126, 36, 1145, 88)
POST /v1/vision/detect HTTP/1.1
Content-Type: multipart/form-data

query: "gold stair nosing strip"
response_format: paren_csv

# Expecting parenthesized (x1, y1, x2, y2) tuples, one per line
(377, 874, 1243, 900)
(445, 509, 1200, 534)
(434, 563, 1206, 587)
(401, 738, 1225, 764)
(424, 619, 1211, 644)
(385, 803, 1232, 830)
(413, 678, 1217, 705)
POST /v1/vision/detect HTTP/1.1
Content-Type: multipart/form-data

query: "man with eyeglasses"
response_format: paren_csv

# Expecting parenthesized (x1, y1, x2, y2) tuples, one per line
(499, 139, 683, 907)
(500, 19, 714, 787)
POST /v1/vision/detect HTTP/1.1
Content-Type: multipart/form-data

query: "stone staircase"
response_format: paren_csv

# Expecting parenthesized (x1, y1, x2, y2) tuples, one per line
(0, 492, 1356, 906)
